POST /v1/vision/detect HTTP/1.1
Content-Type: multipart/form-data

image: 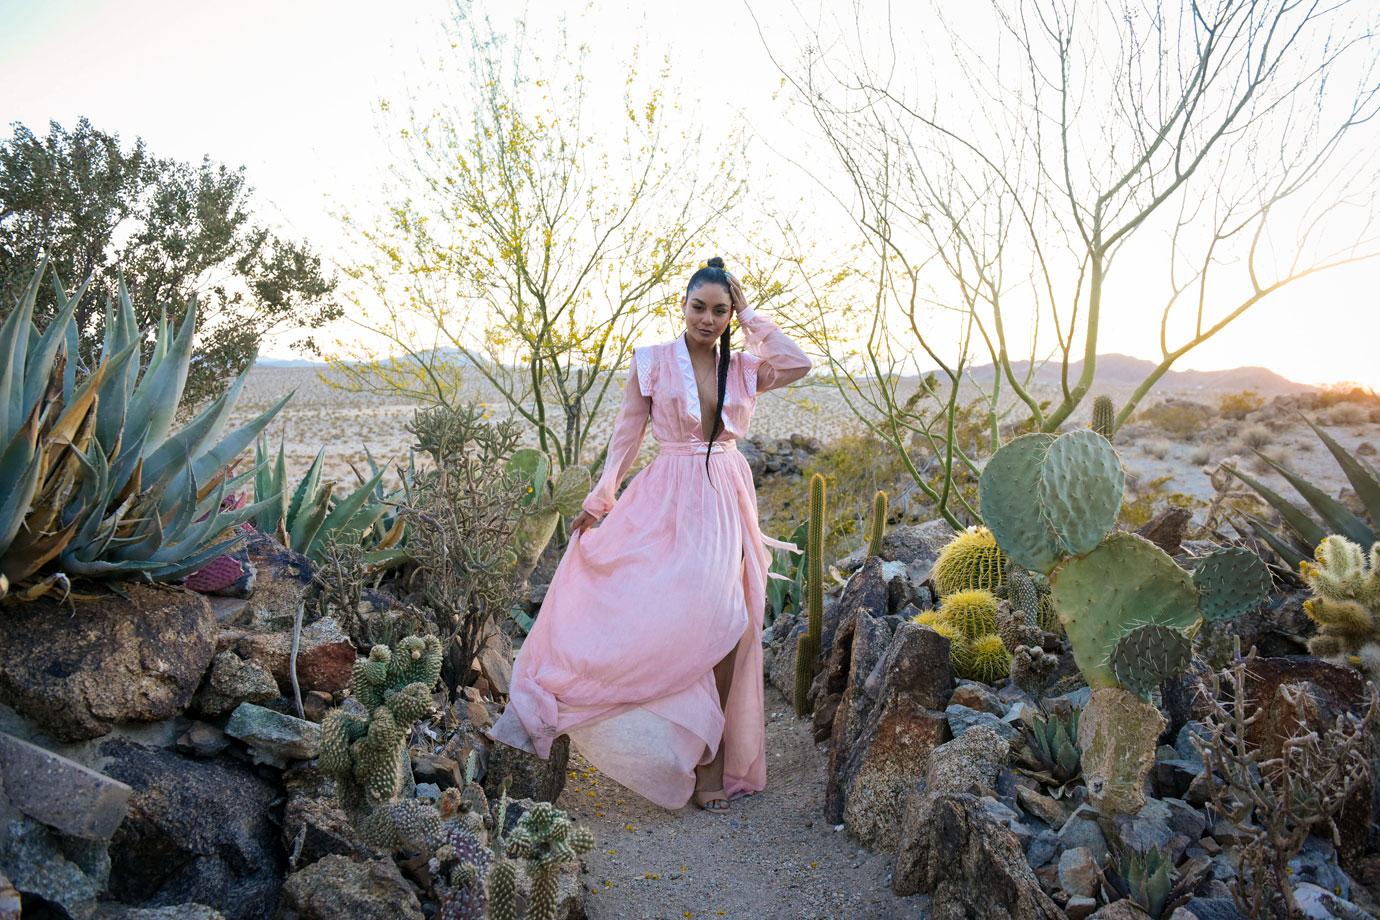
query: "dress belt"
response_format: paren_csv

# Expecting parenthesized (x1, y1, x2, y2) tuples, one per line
(656, 439, 738, 456)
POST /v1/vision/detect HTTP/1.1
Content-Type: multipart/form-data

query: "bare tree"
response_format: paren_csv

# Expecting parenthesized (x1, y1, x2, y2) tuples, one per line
(758, 0, 1380, 491)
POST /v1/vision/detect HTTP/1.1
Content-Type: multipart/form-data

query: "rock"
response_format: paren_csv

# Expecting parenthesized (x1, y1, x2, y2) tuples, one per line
(1288, 836, 1353, 902)
(766, 614, 803, 699)
(94, 905, 226, 919)
(475, 623, 513, 696)
(831, 557, 895, 650)
(237, 530, 316, 631)
(1293, 882, 1373, 920)
(277, 855, 423, 920)
(1168, 898, 1248, 920)
(193, 651, 280, 718)
(1026, 829, 1059, 868)
(1136, 507, 1192, 555)
(225, 703, 322, 766)
(0, 583, 217, 742)
(836, 519, 954, 575)
(892, 791, 1063, 918)
(484, 734, 569, 803)
(1058, 804, 1110, 863)
(412, 753, 463, 790)
(1058, 846, 1100, 898)
(281, 764, 374, 869)
(302, 690, 333, 724)
(177, 722, 230, 758)
(1089, 902, 1153, 919)
(0, 871, 17, 920)
(100, 738, 282, 919)
(0, 813, 107, 919)
(1016, 786, 1068, 830)
(1163, 797, 1208, 841)
(234, 617, 356, 696)
(1109, 798, 1176, 854)
(1067, 895, 1099, 920)
(1080, 686, 1166, 816)
(921, 725, 1009, 797)
(1152, 758, 1203, 800)
(0, 731, 131, 840)
(950, 681, 1005, 716)
(834, 624, 955, 847)
(945, 703, 1018, 742)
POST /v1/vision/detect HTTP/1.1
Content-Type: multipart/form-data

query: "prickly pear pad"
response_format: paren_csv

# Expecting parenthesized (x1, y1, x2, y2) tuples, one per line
(1051, 532, 1198, 687)
(979, 433, 1062, 574)
(1110, 623, 1191, 698)
(1039, 429, 1124, 557)
(1192, 546, 1272, 622)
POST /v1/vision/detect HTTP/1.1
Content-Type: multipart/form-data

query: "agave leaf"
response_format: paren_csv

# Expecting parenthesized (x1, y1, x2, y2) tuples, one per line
(63, 306, 81, 400)
(18, 285, 79, 433)
(1305, 417, 1380, 531)
(1242, 511, 1309, 572)
(1252, 449, 1374, 547)
(141, 365, 252, 490)
(0, 445, 43, 557)
(306, 468, 388, 558)
(1225, 463, 1327, 551)
(373, 516, 407, 550)
(287, 448, 326, 531)
(95, 290, 141, 454)
(177, 392, 291, 501)
(126, 296, 197, 451)
(253, 434, 284, 533)
(289, 481, 334, 554)
(0, 262, 44, 438)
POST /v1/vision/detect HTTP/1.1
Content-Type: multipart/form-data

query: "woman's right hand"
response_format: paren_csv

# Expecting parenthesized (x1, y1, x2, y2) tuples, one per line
(569, 510, 598, 535)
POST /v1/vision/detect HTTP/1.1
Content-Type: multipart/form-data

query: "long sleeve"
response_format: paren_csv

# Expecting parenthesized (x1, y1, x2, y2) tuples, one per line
(582, 364, 651, 519)
(738, 306, 812, 393)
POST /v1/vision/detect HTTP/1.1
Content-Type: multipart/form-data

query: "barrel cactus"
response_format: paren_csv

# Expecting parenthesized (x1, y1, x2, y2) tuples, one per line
(931, 526, 1007, 597)
(938, 589, 999, 639)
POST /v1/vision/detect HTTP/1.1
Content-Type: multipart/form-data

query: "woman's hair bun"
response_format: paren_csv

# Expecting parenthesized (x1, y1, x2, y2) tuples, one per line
(706, 256, 726, 269)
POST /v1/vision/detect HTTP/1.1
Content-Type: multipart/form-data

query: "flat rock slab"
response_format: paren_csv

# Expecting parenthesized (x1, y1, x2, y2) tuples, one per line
(225, 703, 321, 765)
(0, 731, 132, 840)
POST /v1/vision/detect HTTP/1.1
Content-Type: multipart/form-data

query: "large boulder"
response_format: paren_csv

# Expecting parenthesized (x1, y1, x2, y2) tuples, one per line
(276, 855, 423, 920)
(836, 519, 955, 575)
(0, 584, 217, 742)
(834, 624, 955, 850)
(892, 791, 1064, 918)
(235, 531, 317, 632)
(99, 739, 283, 920)
(280, 764, 375, 869)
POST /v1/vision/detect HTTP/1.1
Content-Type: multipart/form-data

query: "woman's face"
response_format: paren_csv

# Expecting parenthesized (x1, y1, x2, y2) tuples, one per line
(681, 282, 732, 346)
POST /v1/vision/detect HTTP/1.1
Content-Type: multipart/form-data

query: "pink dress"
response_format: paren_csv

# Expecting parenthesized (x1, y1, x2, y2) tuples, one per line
(488, 307, 812, 809)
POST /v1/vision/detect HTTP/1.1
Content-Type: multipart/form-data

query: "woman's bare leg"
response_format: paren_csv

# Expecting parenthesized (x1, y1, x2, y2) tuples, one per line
(693, 642, 738, 810)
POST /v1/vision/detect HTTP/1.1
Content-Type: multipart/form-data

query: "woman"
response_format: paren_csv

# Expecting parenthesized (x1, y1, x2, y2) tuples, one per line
(487, 257, 812, 812)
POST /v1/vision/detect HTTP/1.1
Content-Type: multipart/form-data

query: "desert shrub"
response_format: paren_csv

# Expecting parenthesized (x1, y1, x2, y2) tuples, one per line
(1142, 438, 1171, 460)
(1240, 425, 1272, 449)
(1316, 384, 1380, 409)
(1189, 446, 1212, 466)
(1134, 398, 1214, 440)
(1327, 403, 1369, 426)
(1118, 474, 1203, 529)
(1218, 389, 1264, 420)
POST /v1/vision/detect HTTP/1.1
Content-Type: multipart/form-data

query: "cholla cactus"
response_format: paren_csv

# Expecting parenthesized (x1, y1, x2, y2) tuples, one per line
(1301, 535, 1380, 679)
(319, 634, 443, 850)
(505, 802, 595, 920)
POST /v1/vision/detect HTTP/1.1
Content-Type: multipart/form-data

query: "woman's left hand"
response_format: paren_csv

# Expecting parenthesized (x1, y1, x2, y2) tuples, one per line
(727, 274, 750, 316)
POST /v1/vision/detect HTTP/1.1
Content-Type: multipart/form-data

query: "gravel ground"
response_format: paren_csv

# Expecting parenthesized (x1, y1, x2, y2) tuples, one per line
(557, 687, 929, 920)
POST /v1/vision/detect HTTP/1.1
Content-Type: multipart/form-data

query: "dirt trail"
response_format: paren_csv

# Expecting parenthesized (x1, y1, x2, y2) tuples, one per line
(557, 687, 928, 920)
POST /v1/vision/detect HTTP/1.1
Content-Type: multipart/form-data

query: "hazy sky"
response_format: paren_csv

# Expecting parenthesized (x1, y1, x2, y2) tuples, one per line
(2, 0, 1377, 387)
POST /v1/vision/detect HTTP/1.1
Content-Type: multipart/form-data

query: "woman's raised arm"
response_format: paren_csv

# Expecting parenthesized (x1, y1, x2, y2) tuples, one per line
(580, 363, 652, 520)
(738, 305, 812, 394)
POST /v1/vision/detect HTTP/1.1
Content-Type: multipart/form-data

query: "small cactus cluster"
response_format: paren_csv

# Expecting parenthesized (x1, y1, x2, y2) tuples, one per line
(320, 634, 444, 850)
(794, 473, 826, 717)
(1018, 704, 1082, 788)
(1300, 535, 1380, 680)
(996, 562, 1060, 634)
(978, 429, 1272, 697)
(930, 526, 1007, 597)
(912, 589, 1010, 684)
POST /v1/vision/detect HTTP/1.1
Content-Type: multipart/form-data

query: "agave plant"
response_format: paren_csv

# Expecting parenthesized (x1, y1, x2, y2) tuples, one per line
(1100, 845, 1206, 918)
(252, 434, 402, 563)
(0, 262, 288, 599)
(1227, 417, 1380, 570)
(1017, 705, 1082, 794)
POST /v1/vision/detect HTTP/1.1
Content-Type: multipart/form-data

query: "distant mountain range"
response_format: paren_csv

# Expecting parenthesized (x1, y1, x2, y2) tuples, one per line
(960, 353, 1313, 396)
(257, 350, 1314, 396)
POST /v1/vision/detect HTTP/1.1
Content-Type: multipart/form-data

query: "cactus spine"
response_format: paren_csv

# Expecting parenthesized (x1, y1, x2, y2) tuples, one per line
(1091, 394, 1116, 440)
(794, 473, 826, 717)
(867, 489, 888, 557)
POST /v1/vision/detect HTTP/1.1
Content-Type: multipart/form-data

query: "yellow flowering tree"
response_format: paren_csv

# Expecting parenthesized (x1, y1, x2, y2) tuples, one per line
(328, 7, 743, 471)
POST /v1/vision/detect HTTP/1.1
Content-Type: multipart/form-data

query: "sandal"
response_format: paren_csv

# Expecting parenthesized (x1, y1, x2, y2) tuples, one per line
(693, 788, 730, 812)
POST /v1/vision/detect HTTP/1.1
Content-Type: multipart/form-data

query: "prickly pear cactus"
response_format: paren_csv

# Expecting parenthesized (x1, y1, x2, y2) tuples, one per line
(1110, 624, 1191, 698)
(1193, 546, 1273, 622)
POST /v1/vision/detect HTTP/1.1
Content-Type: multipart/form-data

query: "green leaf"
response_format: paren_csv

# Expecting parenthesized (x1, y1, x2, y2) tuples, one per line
(1306, 417, 1380, 534)
(1224, 463, 1327, 551)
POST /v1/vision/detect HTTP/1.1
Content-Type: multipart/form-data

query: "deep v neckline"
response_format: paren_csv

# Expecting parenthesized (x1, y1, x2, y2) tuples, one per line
(675, 332, 725, 442)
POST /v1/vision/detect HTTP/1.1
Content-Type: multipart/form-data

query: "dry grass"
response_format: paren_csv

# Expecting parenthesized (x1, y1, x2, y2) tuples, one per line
(1240, 424, 1272, 449)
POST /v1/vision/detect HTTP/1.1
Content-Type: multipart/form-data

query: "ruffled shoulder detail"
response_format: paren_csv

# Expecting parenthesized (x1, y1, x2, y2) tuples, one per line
(634, 344, 656, 398)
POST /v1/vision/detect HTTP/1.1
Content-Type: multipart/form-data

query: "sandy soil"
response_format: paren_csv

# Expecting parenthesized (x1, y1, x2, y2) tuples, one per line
(555, 686, 928, 920)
